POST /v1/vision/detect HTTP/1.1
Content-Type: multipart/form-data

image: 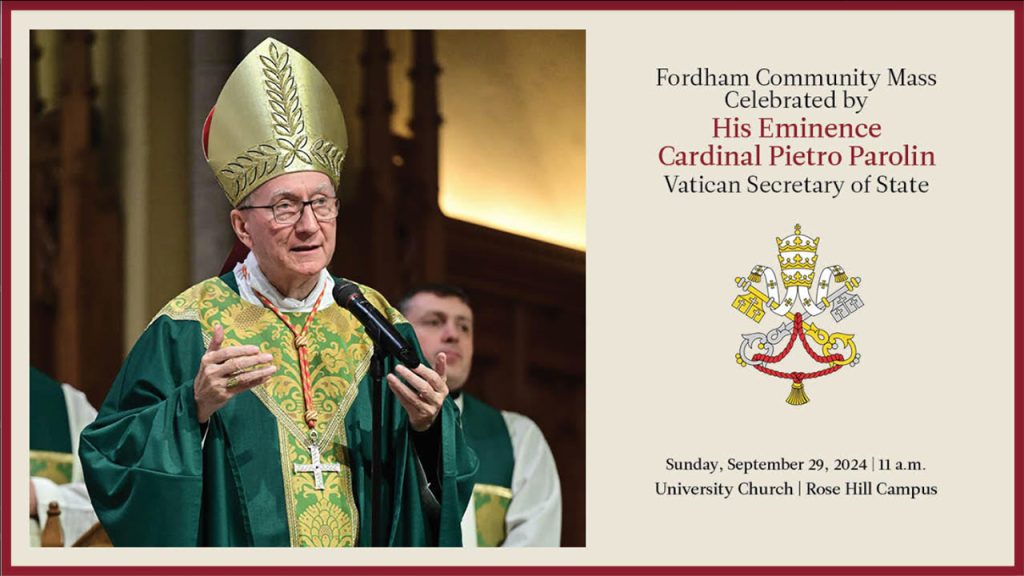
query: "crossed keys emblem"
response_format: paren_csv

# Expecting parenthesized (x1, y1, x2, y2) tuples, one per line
(731, 224, 863, 405)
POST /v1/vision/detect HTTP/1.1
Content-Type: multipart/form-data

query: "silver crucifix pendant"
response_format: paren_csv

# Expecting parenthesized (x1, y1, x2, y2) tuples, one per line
(293, 443, 341, 490)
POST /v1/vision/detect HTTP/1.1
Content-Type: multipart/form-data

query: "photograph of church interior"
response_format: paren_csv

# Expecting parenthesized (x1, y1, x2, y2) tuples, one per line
(27, 29, 584, 548)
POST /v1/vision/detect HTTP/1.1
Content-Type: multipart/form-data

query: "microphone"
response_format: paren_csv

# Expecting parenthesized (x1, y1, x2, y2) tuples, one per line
(333, 281, 421, 369)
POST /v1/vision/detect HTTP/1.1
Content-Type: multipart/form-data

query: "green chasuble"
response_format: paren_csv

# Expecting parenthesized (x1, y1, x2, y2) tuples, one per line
(80, 273, 477, 547)
(30, 367, 74, 485)
(460, 393, 514, 547)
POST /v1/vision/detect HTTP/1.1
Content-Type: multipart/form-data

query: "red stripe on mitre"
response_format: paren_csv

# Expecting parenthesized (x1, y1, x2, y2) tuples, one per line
(202, 106, 215, 160)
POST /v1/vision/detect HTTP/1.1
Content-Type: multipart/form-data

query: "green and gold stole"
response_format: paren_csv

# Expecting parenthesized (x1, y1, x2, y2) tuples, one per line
(461, 393, 515, 547)
(30, 367, 75, 485)
(157, 277, 376, 546)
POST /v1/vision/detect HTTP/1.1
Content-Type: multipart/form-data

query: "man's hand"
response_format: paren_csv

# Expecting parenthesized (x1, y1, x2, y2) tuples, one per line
(194, 324, 277, 424)
(387, 352, 449, 432)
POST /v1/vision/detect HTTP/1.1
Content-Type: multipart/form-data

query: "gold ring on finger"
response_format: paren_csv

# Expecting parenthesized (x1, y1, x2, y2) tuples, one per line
(226, 376, 240, 389)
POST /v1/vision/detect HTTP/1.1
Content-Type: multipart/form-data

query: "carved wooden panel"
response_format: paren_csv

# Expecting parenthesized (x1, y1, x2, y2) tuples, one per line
(445, 219, 586, 547)
(30, 31, 123, 408)
(30, 33, 61, 375)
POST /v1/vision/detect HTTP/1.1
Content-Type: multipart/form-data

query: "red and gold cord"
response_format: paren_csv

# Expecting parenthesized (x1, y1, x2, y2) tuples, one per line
(254, 285, 327, 430)
(750, 312, 846, 387)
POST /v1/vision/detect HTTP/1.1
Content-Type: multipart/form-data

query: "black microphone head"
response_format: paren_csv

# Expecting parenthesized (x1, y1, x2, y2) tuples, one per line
(333, 280, 363, 307)
(332, 280, 421, 369)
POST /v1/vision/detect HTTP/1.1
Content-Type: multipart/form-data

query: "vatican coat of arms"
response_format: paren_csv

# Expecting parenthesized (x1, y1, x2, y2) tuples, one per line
(732, 224, 863, 405)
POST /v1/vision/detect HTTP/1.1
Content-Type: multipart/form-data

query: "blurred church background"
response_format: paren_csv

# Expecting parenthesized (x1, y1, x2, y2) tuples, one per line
(28, 30, 585, 546)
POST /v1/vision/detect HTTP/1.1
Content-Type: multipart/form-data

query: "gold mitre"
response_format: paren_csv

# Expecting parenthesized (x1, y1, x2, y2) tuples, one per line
(203, 37, 348, 206)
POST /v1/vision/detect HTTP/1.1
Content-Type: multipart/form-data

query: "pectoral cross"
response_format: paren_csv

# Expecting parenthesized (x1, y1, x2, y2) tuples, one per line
(294, 443, 341, 490)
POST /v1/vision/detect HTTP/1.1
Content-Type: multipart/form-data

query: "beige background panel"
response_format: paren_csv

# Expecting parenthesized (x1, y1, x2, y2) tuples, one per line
(588, 8, 1014, 567)
(10, 7, 1016, 569)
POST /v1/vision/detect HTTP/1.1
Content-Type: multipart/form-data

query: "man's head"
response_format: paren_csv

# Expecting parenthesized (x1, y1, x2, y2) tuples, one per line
(230, 171, 337, 297)
(399, 285, 474, 392)
(204, 37, 349, 293)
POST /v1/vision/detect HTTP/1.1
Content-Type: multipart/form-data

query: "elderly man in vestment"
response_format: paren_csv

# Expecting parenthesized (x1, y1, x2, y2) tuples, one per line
(80, 38, 476, 547)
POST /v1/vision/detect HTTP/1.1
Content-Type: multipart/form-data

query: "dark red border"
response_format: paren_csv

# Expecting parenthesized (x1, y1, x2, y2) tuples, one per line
(0, 0, 1022, 9)
(3, 1, 1021, 575)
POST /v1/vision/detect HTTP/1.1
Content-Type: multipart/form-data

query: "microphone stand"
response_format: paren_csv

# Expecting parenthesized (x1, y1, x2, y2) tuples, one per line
(334, 282, 422, 547)
(369, 349, 384, 547)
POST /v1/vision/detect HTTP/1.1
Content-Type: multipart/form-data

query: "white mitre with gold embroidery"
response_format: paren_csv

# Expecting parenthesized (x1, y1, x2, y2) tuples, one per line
(202, 37, 348, 206)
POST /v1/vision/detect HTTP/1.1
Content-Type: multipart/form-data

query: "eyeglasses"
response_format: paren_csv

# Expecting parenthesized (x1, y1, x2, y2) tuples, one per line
(238, 196, 340, 225)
